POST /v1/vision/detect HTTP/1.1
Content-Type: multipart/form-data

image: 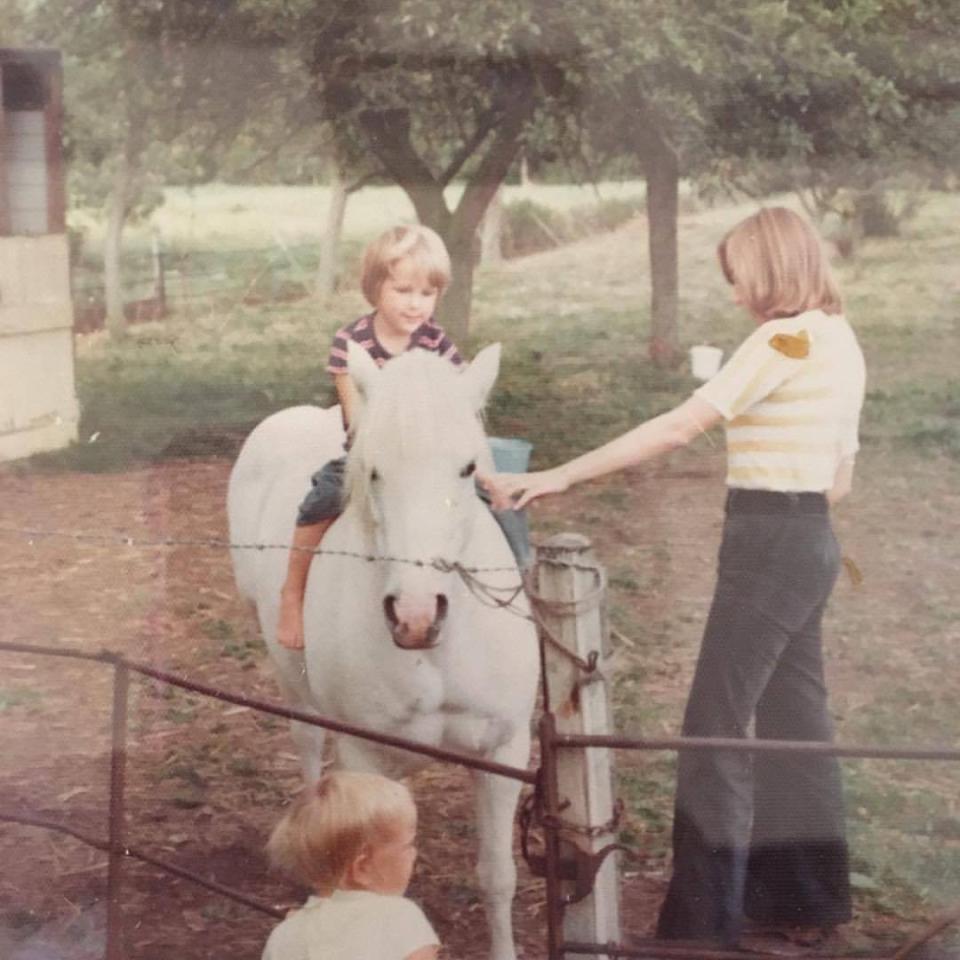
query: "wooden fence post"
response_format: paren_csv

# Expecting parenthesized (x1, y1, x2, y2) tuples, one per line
(106, 660, 129, 960)
(535, 532, 620, 956)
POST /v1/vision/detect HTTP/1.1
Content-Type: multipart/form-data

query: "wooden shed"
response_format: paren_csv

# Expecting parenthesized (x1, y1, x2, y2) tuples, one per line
(0, 47, 78, 461)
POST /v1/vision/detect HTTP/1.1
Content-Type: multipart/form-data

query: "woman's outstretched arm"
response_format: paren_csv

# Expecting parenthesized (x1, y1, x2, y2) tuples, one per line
(486, 395, 722, 509)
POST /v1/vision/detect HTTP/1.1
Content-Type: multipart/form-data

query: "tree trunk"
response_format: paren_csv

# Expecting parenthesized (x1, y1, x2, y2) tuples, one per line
(436, 230, 476, 346)
(519, 151, 531, 187)
(104, 152, 133, 339)
(480, 186, 504, 265)
(316, 157, 349, 300)
(357, 81, 535, 345)
(151, 229, 166, 316)
(645, 131, 679, 367)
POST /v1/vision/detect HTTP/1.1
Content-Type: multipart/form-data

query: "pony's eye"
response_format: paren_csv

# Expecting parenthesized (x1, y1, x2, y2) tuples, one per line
(460, 461, 476, 478)
(370, 468, 380, 482)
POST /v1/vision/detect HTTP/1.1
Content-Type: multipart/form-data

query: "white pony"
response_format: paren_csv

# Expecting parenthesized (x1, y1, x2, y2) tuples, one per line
(228, 343, 539, 960)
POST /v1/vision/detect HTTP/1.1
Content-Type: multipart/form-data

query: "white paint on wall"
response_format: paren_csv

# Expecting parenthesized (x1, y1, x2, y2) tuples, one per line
(0, 234, 78, 461)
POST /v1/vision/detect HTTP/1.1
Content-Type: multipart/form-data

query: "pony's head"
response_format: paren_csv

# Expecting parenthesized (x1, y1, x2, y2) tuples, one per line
(344, 341, 501, 650)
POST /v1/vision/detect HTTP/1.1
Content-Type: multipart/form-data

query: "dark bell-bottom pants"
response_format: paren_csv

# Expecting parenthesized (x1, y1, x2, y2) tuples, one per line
(656, 490, 852, 945)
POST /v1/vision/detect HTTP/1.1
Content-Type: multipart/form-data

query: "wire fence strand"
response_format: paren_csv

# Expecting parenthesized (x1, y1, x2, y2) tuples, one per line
(0, 523, 606, 677)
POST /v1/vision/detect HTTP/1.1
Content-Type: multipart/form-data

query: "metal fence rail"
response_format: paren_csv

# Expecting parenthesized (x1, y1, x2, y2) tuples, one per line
(0, 811, 285, 920)
(553, 730, 960, 763)
(0, 639, 535, 960)
(3, 602, 960, 959)
(0, 641, 538, 782)
(536, 715, 960, 960)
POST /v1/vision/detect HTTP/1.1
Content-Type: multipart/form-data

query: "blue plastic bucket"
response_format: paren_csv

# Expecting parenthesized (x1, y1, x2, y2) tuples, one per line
(487, 436, 533, 473)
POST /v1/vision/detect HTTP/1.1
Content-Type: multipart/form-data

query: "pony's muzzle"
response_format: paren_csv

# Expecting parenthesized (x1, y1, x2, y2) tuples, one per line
(384, 593, 448, 650)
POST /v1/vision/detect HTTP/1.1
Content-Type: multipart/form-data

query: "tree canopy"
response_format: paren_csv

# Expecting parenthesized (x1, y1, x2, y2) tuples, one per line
(240, 0, 959, 348)
(9, 0, 960, 349)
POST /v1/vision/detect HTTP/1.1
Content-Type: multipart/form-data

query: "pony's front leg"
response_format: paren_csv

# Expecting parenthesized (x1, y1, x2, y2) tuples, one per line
(289, 717, 326, 785)
(273, 674, 327, 786)
(472, 729, 531, 960)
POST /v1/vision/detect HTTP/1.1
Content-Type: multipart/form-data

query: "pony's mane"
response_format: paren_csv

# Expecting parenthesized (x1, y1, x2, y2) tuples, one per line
(344, 351, 485, 520)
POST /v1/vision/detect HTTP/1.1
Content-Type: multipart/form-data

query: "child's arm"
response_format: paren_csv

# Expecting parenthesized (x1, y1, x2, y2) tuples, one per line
(334, 374, 357, 432)
(405, 947, 439, 960)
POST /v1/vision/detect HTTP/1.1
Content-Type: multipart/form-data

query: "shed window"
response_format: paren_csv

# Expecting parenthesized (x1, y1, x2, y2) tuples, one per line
(1, 53, 62, 236)
(3, 62, 48, 111)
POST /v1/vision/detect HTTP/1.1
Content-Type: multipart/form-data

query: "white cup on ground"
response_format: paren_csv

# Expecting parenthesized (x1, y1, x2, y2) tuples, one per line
(690, 345, 723, 381)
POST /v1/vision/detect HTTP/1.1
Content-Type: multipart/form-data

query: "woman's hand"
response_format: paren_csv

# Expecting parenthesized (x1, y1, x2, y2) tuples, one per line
(483, 468, 570, 510)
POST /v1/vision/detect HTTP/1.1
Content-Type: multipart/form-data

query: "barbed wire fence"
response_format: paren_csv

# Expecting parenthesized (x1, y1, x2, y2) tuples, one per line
(0, 524, 606, 685)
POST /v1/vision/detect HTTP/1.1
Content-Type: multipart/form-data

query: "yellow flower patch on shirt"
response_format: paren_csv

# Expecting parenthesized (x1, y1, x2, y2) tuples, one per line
(768, 329, 810, 359)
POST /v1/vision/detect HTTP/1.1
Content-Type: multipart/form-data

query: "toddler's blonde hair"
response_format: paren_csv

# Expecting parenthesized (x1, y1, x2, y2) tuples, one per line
(361, 224, 452, 307)
(717, 206, 842, 321)
(267, 771, 416, 894)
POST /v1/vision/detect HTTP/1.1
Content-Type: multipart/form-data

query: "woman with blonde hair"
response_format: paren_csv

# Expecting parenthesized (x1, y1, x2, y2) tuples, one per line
(487, 206, 865, 947)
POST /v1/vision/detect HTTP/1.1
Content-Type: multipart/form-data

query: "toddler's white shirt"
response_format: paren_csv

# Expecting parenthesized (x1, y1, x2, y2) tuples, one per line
(262, 889, 438, 960)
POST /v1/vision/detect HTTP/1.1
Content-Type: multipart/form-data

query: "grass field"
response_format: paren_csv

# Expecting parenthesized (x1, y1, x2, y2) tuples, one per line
(131, 180, 650, 249)
(53, 183, 960, 473)
(15, 182, 960, 934)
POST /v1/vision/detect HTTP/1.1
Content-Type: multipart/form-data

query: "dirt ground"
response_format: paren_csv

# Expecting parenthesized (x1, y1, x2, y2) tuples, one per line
(1, 444, 958, 959)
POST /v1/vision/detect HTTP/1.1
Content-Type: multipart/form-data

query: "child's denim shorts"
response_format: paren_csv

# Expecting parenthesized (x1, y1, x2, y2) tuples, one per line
(296, 455, 347, 525)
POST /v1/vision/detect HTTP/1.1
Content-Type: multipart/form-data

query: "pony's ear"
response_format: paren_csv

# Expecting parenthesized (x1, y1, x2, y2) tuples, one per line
(461, 342, 501, 412)
(347, 340, 380, 401)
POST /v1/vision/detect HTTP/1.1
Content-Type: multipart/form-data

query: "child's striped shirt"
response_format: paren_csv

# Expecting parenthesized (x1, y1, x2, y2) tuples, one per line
(327, 313, 462, 375)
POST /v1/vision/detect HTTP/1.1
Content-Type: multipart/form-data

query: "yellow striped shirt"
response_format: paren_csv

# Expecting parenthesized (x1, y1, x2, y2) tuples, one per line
(695, 310, 866, 492)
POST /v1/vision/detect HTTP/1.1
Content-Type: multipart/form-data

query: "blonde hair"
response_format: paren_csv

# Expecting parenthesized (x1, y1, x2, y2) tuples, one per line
(361, 224, 452, 307)
(266, 771, 416, 894)
(717, 207, 842, 321)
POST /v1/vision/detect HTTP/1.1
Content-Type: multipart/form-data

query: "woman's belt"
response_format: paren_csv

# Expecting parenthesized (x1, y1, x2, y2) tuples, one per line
(725, 488, 828, 514)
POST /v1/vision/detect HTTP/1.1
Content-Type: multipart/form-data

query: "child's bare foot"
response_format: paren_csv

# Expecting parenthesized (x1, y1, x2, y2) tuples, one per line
(277, 588, 305, 650)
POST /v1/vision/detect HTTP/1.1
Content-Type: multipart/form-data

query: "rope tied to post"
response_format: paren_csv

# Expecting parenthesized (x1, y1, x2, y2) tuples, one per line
(442, 558, 604, 677)
(527, 559, 607, 678)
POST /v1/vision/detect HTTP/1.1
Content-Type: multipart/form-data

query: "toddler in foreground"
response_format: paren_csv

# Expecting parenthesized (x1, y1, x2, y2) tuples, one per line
(262, 771, 439, 960)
